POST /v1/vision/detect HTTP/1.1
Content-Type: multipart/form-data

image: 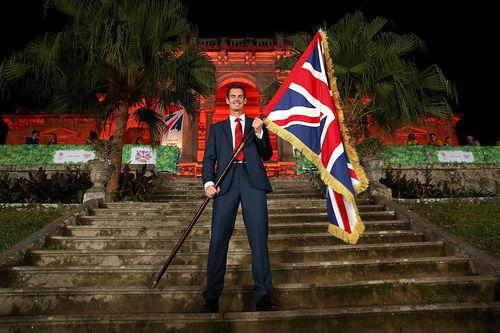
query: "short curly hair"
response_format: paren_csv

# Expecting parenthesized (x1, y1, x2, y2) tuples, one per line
(226, 84, 247, 99)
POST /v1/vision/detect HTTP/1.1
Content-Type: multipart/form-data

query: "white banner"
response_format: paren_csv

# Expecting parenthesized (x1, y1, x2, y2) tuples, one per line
(53, 150, 96, 163)
(436, 150, 475, 163)
(130, 147, 157, 164)
(161, 108, 184, 147)
(162, 128, 183, 147)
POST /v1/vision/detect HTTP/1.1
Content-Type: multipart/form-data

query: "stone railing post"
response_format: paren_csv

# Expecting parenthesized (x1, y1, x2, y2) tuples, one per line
(83, 160, 115, 203)
(361, 157, 392, 198)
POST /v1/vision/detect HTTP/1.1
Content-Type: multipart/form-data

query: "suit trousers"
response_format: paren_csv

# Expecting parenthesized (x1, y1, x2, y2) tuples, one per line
(202, 163, 273, 303)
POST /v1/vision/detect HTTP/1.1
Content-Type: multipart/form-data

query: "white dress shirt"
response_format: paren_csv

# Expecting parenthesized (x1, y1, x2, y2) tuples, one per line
(204, 114, 263, 189)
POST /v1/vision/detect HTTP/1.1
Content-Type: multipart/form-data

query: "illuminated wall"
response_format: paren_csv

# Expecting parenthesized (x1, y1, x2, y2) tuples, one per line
(1, 34, 460, 159)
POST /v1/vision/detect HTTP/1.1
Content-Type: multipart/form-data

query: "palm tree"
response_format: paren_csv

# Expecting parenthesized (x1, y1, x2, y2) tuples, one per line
(0, 0, 216, 194)
(266, 11, 457, 143)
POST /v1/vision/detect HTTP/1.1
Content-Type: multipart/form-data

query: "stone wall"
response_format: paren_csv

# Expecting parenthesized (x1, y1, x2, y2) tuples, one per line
(2, 114, 99, 144)
(385, 163, 499, 196)
(362, 156, 500, 198)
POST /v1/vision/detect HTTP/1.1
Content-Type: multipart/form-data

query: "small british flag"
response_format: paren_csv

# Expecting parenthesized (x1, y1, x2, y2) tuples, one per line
(262, 30, 369, 244)
(164, 108, 183, 132)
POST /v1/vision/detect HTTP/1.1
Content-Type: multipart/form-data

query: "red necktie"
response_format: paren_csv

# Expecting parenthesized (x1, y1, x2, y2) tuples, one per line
(235, 118, 244, 160)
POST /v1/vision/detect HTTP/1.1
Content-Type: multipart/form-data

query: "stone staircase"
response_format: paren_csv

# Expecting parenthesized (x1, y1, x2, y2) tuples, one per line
(1, 177, 499, 332)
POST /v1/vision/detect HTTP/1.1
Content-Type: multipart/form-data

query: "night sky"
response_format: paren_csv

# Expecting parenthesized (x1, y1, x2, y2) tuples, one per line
(1, 0, 496, 144)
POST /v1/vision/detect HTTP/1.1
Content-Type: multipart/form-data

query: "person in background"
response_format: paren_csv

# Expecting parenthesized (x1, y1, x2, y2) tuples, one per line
(135, 136, 143, 145)
(444, 136, 452, 146)
(47, 133, 58, 145)
(25, 130, 40, 144)
(466, 135, 480, 146)
(404, 133, 418, 145)
(427, 132, 443, 147)
(86, 130, 98, 143)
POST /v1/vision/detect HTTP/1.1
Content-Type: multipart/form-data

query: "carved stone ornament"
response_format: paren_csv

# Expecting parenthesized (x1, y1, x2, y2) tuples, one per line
(83, 159, 116, 203)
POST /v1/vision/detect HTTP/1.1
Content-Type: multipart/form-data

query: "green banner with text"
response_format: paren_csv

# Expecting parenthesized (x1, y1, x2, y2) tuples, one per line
(0, 144, 180, 173)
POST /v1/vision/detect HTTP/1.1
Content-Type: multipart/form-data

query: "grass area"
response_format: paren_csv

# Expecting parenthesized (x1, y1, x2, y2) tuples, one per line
(403, 201, 500, 259)
(0, 207, 71, 252)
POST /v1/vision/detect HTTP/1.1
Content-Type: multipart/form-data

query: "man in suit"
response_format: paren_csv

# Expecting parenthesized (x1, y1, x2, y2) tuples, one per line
(201, 84, 278, 313)
(25, 130, 40, 144)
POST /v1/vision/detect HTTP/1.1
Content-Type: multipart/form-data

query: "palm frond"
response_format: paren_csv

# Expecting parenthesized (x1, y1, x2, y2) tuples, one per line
(134, 107, 165, 144)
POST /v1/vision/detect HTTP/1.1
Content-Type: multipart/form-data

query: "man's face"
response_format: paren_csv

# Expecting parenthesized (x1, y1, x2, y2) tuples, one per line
(226, 88, 246, 112)
(466, 135, 473, 142)
(429, 134, 435, 140)
(33, 132, 39, 139)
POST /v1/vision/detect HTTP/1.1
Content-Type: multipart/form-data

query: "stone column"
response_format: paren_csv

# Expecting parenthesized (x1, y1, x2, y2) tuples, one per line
(277, 137, 294, 161)
(180, 114, 198, 162)
(202, 96, 216, 137)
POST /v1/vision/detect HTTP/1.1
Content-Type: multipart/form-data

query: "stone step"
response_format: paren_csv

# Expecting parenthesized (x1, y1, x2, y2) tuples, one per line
(89, 204, 386, 217)
(31, 241, 446, 267)
(1, 276, 496, 316)
(155, 187, 321, 195)
(8, 257, 471, 288)
(165, 179, 314, 186)
(103, 198, 375, 209)
(144, 193, 325, 200)
(1, 302, 498, 332)
(158, 179, 315, 187)
(77, 211, 398, 225)
(48, 231, 425, 251)
(65, 220, 409, 237)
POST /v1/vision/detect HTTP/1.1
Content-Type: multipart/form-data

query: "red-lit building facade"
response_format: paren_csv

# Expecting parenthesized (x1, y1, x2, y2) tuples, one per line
(1, 34, 459, 175)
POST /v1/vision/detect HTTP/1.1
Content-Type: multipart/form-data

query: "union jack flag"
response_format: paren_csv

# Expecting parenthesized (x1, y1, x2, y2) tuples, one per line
(262, 30, 369, 244)
(164, 108, 183, 131)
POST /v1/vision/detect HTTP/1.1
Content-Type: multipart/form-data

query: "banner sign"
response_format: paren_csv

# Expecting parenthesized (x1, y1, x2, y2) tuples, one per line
(383, 146, 499, 164)
(130, 147, 157, 164)
(437, 150, 475, 163)
(53, 150, 95, 163)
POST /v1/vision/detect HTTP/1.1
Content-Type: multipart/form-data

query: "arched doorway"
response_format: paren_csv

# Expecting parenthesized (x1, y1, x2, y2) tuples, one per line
(213, 80, 260, 122)
(196, 79, 278, 161)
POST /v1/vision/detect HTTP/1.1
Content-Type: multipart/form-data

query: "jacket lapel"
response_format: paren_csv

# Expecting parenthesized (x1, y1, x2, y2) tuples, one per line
(221, 118, 233, 151)
(244, 116, 253, 139)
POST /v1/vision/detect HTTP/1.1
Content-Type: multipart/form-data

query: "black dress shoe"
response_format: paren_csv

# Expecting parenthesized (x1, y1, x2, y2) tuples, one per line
(256, 295, 279, 311)
(200, 299, 219, 313)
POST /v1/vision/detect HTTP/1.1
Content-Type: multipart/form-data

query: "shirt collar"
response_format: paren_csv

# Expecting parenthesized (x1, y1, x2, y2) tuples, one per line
(229, 114, 246, 123)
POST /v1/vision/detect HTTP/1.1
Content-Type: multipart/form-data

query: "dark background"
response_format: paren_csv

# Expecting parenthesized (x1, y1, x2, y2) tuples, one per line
(1, 0, 496, 144)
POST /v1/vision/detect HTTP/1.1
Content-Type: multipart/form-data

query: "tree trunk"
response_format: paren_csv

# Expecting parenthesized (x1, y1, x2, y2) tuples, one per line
(106, 101, 130, 195)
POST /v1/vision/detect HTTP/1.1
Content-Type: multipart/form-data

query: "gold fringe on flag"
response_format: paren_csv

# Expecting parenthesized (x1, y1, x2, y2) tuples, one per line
(264, 117, 365, 244)
(262, 30, 369, 244)
(320, 29, 368, 244)
(319, 29, 369, 194)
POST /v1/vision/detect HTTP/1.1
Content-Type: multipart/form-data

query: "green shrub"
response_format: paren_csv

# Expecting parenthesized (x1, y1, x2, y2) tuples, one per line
(116, 164, 157, 201)
(356, 137, 384, 159)
(0, 168, 92, 203)
(0, 165, 158, 203)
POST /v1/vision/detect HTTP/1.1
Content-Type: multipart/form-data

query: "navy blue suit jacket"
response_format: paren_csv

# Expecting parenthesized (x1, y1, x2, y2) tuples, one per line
(202, 117, 273, 195)
(25, 137, 39, 144)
